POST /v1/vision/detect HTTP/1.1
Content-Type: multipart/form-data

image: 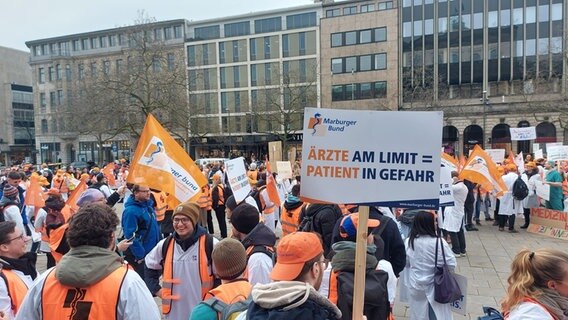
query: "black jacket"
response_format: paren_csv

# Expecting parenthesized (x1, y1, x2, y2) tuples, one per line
(241, 222, 276, 250)
(300, 204, 342, 258)
(248, 298, 341, 320)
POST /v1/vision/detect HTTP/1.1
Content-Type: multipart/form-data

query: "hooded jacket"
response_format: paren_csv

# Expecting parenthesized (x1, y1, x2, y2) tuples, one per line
(241, 222, 276, 249)
(241, 222, 276, 286)
(122, 195, 160, 260)
(300, 204, 342, 258)
(247, 281, 342, 320)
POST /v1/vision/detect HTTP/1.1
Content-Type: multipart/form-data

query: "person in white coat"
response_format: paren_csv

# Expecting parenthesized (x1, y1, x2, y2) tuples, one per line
(405, 211, 456, 320)
(443, 171, 468, 256)
(502, 248, 568, 319)
(520, 162, 541, 228)
(498, 164, 524, 233)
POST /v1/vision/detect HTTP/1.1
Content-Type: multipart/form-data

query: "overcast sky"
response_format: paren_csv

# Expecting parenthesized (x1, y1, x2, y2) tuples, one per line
(2, 0, 314, 52)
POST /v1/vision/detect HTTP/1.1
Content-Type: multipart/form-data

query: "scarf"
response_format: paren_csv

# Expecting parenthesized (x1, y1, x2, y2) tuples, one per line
(286, 194, 300, 204)
(0, 196, 18, 208)
(331, 241, 378, 272)
(173, 225, 207, 251)
(535, 288, 568, 320)
(0, 252, 38, 280)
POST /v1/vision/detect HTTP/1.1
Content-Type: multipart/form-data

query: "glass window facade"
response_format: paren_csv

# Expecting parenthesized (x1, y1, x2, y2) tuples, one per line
(224, 21, 251, 37)
(194, 25, 220, 40)
(254, 17, 282, 33)
(286, 12, 317, 29)
(332, 81, 388, 101)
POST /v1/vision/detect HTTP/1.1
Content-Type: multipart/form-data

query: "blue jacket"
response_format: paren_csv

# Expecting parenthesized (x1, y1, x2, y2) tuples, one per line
(122, 195, 160, 260)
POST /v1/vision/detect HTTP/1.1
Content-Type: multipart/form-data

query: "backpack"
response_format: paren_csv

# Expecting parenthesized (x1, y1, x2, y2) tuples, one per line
(200, 294, 253, 320)
(512, 175, 529, 201)
(336, 269, 391, 320)
(298, 206, 317, 232)
(477, 306, 504, 320)
(247, 245, 276, 265)
(250, 186, 266, 212)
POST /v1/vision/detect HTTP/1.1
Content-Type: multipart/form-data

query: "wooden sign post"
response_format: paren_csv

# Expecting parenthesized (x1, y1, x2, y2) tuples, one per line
(352, 205, 369, 320)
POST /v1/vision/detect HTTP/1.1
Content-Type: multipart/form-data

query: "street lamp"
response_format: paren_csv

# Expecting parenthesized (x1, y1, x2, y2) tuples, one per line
(480, 90, 490, 148)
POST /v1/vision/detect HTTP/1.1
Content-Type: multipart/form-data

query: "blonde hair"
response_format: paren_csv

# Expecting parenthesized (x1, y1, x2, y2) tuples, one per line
(501, 248, 568, 314)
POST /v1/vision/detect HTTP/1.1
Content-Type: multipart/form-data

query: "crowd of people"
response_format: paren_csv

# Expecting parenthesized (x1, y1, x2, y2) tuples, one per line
(1, 153, 568, 320)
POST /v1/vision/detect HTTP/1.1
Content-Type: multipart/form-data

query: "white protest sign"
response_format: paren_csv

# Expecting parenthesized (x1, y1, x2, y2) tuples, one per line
(534, 149, 544, 160)
(450, 273, 468, 316)
(439, 166, 454, 206)
(510, 127, 536, 140)
(276, 161, 293, 180)
(485, 149, 506, 164)
(301, 108, 442, 209)
(514, 152, 525, 173)
(536, 182, 550, 201)
(225, 157, 251, 203)
(547, 145, 568, 162)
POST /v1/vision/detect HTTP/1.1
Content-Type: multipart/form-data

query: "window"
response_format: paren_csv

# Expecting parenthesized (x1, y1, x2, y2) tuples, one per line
(282, 34, 289, 57)
(91, 38, 99, 49)
(551, 3, 562, 21)
(90, 62, 97, 77)
(48, 67, 54, 82)
(286, 12, 317, 29)
(167, 53, 175, 70)
(56, 64, 62, 80)
(378, 1, 394, 10)
(345, 31, 357, 45)
(40, 93, 46, 109)
(255, 17, 282, 33)
(39, 68, 45, 83)
(326, 9, 341, 17)
(100, 36, 107, 48)
(65, 64, 71, 80)
(299, 32, 306, 55)
(343, 6, 357, 15)
(250, 40, 256, 60)
(331, 33, 342, 47)
(152, 57, 161, 72)
(251, 65, 257, 86)
(164, 27, 173, 40)
(42, 44, 49, 55)
(360, 30, 372, 43)
(233, 66, 240, 87)
(375, 27, 387, 42)
(116, 59, 124, 73)
(194, 25, 220, 40)
(109, 35, 116, 46)
(50, 92, 56, 106)
(331, 82, 388, 101)
(50, 43, 57, 55)
(174, 25, 183, 38)
(57, 90, 64, 105)
(375, 53, 387, 70)
(374, 81, 387, 98)
(224, 21, 250, 37)
(154, 28, 163, 40)
(360, 83, 373, 99)
(78, 64, 84, 80)
(232, 40, 239, 62)
(41, 119, 48, 134)
(332, 85, 344, 101)
(187, 46, 196, 66)
(332, 58, 343, 74)
(82, 38, 89, 50)
(265, 64, 272, 85)
(73, 40, 80, 51)
(360, 55, 372, 71)
(361, 4, 375, 12)
(103, 60, 110, 74)
(345, 57, 357, 73)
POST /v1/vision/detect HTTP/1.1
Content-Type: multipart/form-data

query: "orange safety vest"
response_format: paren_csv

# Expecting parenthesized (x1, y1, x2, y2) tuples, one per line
(162, 235, 215, 315)
(0, 269, 28, 314)
(151, 191, 168, 221)
(215, 185, 225, 206)
(198, 186, 211, 209)
(247, 170, 258, 186)
(280, 204, 303, 236)
(40, 265, 128, 320)
(48, 224, 68, 263)
(259, 188, 275, 214)
(203, 279, 252, 302)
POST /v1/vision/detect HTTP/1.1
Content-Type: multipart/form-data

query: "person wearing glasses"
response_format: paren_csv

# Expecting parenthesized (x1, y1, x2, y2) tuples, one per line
(145, 201, 219, 320)
(121, 184, 160, 277)
(243, 232, 342, 320)
(0, 221, 37, 319)
(502, 249, 568, 319)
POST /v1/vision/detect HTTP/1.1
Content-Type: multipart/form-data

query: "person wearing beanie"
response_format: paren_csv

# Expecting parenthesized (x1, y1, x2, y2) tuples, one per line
(145, 201, 219, 319)
(1, 184, 25, 235)
(230, 203, 275, 286)
(544, 160, 564, 211)
(498, 163, 524, 232)
(189, 238, 252, 320)
(225, 194, 259, 220)
(76, 188, 106, 207)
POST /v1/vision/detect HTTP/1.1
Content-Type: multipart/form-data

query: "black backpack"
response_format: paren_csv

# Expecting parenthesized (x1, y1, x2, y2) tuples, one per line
(249, 186, 266, 212)
(477, 307, 504, 320)
(298, 204, 317, 232)
(512, 175, 529, 201)
(336, 269, 391, 320)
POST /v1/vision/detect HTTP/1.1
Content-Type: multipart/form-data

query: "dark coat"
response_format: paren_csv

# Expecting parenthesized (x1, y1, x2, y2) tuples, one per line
(300, 204, 343, 258)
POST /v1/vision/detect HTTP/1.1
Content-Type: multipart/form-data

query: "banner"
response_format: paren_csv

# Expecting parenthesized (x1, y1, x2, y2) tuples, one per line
(128, 114, 207, 206)
(514, 152, 525, 173)
(536, 181, 550, 201)
(484, 149, 505, 164)
(547, 145, 568, 161)
(276, 161, 293, 180)
(102, 163, 116, 188)
(509, 127, 536, 140)
(225, 157, 251, 203)
(441, 153, 458, 172)
(527, 208, 568, 240)
(534, 149, 544, 160)
(459, 145, 507, 194)
(439, 166, 454, 206)
(265, 161, 282, 206)
(301, 108, 442, 209)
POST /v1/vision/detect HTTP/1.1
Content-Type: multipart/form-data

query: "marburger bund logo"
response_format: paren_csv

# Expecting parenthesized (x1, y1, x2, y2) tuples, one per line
(308, 113, 358, 136)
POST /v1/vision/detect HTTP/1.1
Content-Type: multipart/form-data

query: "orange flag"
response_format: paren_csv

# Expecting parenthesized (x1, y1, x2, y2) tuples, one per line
(103, 163, 116, 187)
(65, 175, 89, 217)
(127, 114, 207, 207)
(265, 160, 282, 207)
(24, 173, 46, 208)
(507, 150, 515, 165)
(441, 153, 458, 171)
(458, 154, 467, 173)
(459, 145, 507, 194)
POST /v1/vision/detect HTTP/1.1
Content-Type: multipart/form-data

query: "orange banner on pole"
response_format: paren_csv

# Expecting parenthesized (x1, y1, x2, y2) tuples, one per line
(265, 161, 282, 206)
(127, 114, 207, 207)
(102, 163, 116, 187)
(459, 145, 507, 194)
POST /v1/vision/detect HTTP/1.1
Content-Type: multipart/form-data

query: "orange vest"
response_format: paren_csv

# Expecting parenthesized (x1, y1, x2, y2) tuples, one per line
(161, 235, 215, 315)
(151, 191, 168, 221)
(204, 279, 252, 303)
(40, 265, 128, 320)
(0, 269, 28, 314)
(280, 204, 303, 236)
(198, 186, 211, 209)
(247, 170, 258, 186)
(48, 223, 68, 263)
(215, 185, 225, 206)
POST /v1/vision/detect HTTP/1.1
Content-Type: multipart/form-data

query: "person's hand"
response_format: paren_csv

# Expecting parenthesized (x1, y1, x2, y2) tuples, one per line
(155, 289, 163, 299)
(117, 186, 126, 196)
(0, 310, 6, 320)
(116, 239, 132, 252)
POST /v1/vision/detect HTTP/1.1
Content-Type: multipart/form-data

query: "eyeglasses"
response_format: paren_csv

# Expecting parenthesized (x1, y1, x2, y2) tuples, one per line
(2, 233, 25, 244)
(173, 218, 191, 225)
(313, 258, 329, 269)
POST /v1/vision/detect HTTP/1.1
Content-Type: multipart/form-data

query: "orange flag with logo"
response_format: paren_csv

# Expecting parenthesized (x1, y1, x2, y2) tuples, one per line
(127, 114, 207, 207)
(441, 153, 458, 171)
(64, 175, 89, 218)
(103, 163, 116, 187)
(459, 145, 507, 194)
(265, 160, 282, 206)
(24, 173, 46, 208)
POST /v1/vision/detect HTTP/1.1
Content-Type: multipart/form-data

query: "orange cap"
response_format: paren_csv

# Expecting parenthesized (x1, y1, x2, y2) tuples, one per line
(505, 163, 517, 172)
(270, 232, 322, 281)
(525, 161, 536, 168)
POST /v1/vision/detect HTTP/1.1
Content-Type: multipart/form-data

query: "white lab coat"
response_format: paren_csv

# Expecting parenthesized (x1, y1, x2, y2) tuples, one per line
(403, 236, 456, 320)
(507, 301, 554, 319)
(498, 172, 524, 216)
(442, 181, 468, 232)
(522, 172, 541, 209)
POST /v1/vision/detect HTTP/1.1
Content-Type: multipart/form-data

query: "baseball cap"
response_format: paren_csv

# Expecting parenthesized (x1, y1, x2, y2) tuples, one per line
(339, 213, 380, 240)
(270, 232, 322, 281)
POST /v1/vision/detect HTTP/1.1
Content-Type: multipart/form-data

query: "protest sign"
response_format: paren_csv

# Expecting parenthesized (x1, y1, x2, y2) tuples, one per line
(528, 208, 568, 240)
(301, 108, 442, 209)
(510, 127, 536, 140)
(536, 181, 550, 201)
(547, 145, 568, 161)
(534, 149, 544, 160)
(439, 166, 454, 206)
(484, 149, 506, 164)
(225, 157, 251, 203)
(514, 152, 525, 174)
(276, 161, 293, 180)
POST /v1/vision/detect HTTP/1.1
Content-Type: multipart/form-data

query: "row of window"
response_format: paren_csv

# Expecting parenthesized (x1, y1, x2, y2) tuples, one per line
(38, 90, 64, 108)
(33, 25, 183, 56)
(331, 28, 387, 47)
(403, 0, 563, 9)
(192, 12, 317, 41)
(332, 53, 387, 74)
(332, 81, 388, 101)
(326, 1, 394, 17)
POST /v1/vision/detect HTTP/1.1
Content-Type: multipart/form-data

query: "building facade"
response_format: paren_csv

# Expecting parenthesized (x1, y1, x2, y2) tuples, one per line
(0, 46, 34, 166)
